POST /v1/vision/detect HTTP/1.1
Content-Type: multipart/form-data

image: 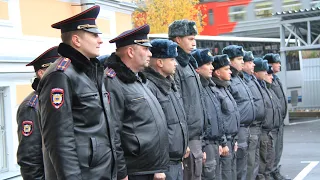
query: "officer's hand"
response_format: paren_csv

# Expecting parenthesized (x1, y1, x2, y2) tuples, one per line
(219, 145, 223, 155)
(202, 152, 206, 164)
(221, 146, 229, 156)
(154, 173, 166, 180)
(234, 141, 238, 152)
(184, 147, 190, 158)
(121, 176, 128, 180)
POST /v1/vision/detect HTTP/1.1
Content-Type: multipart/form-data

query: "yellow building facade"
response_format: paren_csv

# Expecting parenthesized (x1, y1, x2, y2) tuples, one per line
(0, 0, 136, 178)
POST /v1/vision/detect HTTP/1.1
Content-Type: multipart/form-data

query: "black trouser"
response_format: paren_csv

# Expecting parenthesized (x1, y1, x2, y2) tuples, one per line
(166, 161, 183, 180)
(246, 125, 262, 180)
(202, 140, 220, 180)
(183, 139, 203, 180)
(220, 136, 237, 180)
(272, 125, 283, 173)
(236, 126, 250, 180)
(257, 130, 275, 180)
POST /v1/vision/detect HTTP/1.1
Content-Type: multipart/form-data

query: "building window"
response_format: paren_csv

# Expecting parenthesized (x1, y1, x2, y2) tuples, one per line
(229, 5, 246, 22)
(282, 0, 301, 11)
(208, 9, 214, 25)
(0, 90, 7, 173)
(255, 1, 272, 19)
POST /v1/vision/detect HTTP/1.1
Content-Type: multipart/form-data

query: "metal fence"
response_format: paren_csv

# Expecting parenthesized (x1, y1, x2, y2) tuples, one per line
(302, 58, 320, 110)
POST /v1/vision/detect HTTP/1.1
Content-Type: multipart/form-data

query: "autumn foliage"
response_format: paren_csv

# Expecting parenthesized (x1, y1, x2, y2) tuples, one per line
(132, 0, 206, 34)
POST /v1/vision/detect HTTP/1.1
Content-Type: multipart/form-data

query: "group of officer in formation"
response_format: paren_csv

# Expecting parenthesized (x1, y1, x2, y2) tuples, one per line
(16, 5, 290, 180)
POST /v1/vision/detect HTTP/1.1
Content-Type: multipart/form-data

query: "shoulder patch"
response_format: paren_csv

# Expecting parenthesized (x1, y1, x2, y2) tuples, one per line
(56, 57, 71, 71)
(105, 67, 116, 78)
(27, 94, 38, 108)
(22, 120, 33, 136)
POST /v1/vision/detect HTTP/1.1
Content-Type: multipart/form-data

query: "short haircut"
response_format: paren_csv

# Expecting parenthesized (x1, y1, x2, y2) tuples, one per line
(61, 30, 85, 45)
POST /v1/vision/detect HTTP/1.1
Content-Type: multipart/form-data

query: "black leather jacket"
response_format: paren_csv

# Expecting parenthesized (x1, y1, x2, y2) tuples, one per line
(229, 67, 255, 126)
(271, 75, 288, 121)
(212, 77, 240, 137)
(16, 79, 44, 180)
(104, 53, 169, 178)
(200, 76, 224, 142)
(144, 67, 188, 162)
(37, 43, 117, 180)
(174, 47, 206, 140)
(243, 72, 266, 125)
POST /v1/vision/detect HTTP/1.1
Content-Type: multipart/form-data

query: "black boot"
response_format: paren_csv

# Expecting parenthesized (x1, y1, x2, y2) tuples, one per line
(272, 166, 291, 180)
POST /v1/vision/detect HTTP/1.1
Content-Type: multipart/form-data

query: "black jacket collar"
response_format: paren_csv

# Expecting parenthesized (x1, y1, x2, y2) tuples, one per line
(32, 78, 40, 91)
(58, 43, 100, 72)
(144, 67, 176, 95)
(212, 76, 230, 88)
(176, 46, 198, 68)
(230, 66, 243, 78)
(106, 53, 147, 84)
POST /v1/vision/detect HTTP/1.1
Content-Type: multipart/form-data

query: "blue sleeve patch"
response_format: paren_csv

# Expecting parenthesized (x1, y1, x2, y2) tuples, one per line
(27, 94, 38, 108)
(56, 57, 71, 71)
(105, 67, 116, 78)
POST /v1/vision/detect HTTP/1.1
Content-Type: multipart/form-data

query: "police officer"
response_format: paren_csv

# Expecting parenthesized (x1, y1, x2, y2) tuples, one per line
(253, 59, 281, 180)
(242, 51, 266, 180)
(37, 5, 117, 179)
(222, 45, 255, 180)
(192, 49, 225, 180)
(17, 46, 59, 180)
(211, 54, 240, 180)
(105, 25, 169, 180)
(168, 19, 206, 180)
(264, 53, 290, 180)
(144, 39, 188, 180)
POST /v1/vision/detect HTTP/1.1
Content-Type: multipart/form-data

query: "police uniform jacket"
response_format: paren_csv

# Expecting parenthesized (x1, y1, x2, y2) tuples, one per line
(37, 43, 117, 180)
(104, 53, 169, 178)
(258, 80, 282, 131)
(17, 79, 44, 180)
(229, 66, 255, 126)
(243, 72, 266, 126)
(174, 46, 205, 140)
(144, 67, 188, 162)
(200, 75, 225, 142)
(271, 75, 288, 120)
(212, 76, 240, 140)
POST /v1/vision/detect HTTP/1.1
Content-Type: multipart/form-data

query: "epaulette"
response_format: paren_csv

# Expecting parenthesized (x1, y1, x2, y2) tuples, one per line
(105, 67, 116, 78)
(27, 94, 38, 108)
(56, 57, 71, 71)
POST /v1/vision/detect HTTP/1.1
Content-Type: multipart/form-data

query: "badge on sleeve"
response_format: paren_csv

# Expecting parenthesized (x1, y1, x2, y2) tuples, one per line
(22, 121, 33, 136)
(51, 88, 64, 109)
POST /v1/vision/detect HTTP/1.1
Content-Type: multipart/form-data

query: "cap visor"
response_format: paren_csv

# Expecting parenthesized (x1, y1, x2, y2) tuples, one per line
(84, 28, 101, 34)
(138, 42, 152, 47)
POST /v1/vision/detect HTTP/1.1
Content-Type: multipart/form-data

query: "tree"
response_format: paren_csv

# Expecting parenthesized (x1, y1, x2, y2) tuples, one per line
(132, 0, 206, 34)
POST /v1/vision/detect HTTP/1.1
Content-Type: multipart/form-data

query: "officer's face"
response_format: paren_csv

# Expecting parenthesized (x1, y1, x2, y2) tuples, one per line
(196, 62, 214, 79)
(271, 62, 281, 73)
(132, 45, 152, 71)
(161, 58, 178, 77)
(230, 56, 244, 71)
(254, 71, 267, 81)
(176, 35, 196, 54)
(243, 61, 255, 75)
(217, 65, 232, 81)
(265, 73, 273, 84)
(79, 32, 103, 58)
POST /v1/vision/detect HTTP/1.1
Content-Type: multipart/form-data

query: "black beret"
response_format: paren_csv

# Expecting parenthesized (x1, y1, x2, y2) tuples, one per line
(222, 45, 245, 59)
(51, 5, 101, 34)
(150, 39, 178, 58)
(191, 49, 214, 67)
(109, 24, 151, 48)
(263, 53, 281, 64)
(212, 54, 230, 70)
(26, 46, 59, 72)
(168, 19, 198, 38)
(267, 65, 274, 74)
(243, 51, 254, 62)
(253, 58, 268, 72)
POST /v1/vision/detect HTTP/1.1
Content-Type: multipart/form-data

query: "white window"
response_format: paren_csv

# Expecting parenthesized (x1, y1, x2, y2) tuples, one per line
(0, 89, 7, 173)
(229, 5, 247, 22)
(282, 0, 301, 11)
(254, 1, 273, 19)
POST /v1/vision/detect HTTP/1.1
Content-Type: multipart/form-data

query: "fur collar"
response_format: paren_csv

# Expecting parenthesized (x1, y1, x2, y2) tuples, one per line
(144, 67, 176, 95)
(58, 43, 101, 72)
(230, 66, 243, 78)
(105, 53, 147, 84)
(200, 75, 215, 88)
(212, 76, 230, 88)
(176, 46, 198, 68)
